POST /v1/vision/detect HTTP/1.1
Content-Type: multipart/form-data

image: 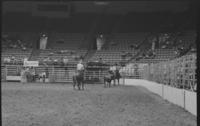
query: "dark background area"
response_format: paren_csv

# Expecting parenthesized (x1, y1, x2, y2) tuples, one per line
(2, 1, 197, 33)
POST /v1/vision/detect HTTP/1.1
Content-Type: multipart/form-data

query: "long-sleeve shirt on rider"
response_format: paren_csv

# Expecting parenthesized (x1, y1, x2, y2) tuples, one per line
(110, 66, 117, 71)
(77, 63, 84, 71)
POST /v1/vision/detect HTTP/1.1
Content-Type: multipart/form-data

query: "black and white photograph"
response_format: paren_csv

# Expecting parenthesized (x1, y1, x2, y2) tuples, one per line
(1, 0, 198, 126)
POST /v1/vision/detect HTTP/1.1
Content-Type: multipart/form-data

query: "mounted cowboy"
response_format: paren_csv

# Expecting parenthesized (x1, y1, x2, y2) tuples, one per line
(109, 63, 117, 86)
(77, 59, 84, 72)
(104, 70, 114, 88)
(115, 63, 121, 85)
(73, 59, 85, 90)
(109, 63, 121, 86)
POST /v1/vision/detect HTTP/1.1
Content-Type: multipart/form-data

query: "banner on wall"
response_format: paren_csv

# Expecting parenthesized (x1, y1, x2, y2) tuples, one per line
(6, 76, 21, 81)
(24, 61, 39, 67)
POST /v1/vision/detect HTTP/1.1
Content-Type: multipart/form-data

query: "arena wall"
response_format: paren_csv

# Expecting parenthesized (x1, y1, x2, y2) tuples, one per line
(163, 85, 184, 108)
(124, 79, 197, 116)
(185, 90, 197, 116)
(124, 79, 162, 96)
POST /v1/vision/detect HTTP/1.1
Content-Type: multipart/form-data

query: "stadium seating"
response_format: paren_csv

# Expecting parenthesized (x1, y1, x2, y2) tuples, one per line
(89, 50, 136, 65)
(1, 30, 196, 85)
(131, 49, 176, 63)
(1, 49, 33, 64)
(2, 32, 37, 48)
(47, 33, 87, 49)
(89, 33, 147, 64)
(106, 32, 148, 50)
(1, 66, 6, 81)
(177, 31, 196, 45)
(36, 49, 88, 65)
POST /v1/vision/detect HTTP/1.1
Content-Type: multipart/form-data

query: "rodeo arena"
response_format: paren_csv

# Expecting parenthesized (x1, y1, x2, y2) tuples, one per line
(1, 1, 198, 126)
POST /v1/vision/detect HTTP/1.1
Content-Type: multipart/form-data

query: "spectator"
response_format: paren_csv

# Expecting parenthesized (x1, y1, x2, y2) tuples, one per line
(13, 44, 17, 48)
(21, 67, 27, 83)
(152, 51, 156, 58)
(22, 46, 27, 51)
(166, 40, 170, 45)
(44, 57, 50, 63)
(190, 47, 196, 52)
(30, 67, 35, 82)
(80, 55, 84, 60)
(3, 57, 6, 63)
(145, 54, 149, 58)
(60, 50, 64, 54)
(11, 55, 15, 62)
(63, 56, 69, 65)
(41, 72, 46, 83)
(70, 51, 75, 55)
(148, 49, 154, 58)
(162, 45, 167, 49)
(63, 56, 69, 76)
(54, 59, 58, 65)
(17, 40, 21, 45)
(23, 57, 27, 64)
(98, 58, 103, 64)
(152, 41, 155, 51)
(49, 52, 54, 56)
(45, 66, 49, 79)
(26, 67, 31, 82)
(130, 44, 134, 49)
(142, 52, 146, 58)
(7, 57, 11, 63)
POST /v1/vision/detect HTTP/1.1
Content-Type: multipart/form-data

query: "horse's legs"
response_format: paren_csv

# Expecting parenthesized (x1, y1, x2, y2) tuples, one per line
(117, 78, 119, 85)
(104, 78, 107, 88)
(73, 77, 76, 90)
(113, 79, 116, 86)
(73, 82, 76, 90)
(82, 83, 84, 90)
(81, 80, 84, 90)
(77, 81, 81, 90)
(108, 81, 111, 88)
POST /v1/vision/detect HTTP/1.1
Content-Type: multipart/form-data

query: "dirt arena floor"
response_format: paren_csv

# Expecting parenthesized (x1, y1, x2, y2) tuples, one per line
(2, 82, 197, 126)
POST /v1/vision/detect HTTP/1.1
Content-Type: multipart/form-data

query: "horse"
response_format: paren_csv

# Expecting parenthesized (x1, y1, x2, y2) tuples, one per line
(114, 69, 121, 85)
(103, 71, 115, 88)
(105, 70, 121, 87)
(73, 70, 85, 90)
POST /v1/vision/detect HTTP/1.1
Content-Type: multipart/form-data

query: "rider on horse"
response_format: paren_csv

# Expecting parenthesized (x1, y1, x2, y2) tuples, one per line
(110, 63, 116, 74)
(109, 63, 121, 85)
(77, 59, 84, 75)
(110, 63, 121, 76)
(109, 63, 116, 85)
(73, 59, 85, 90)
(104, 69, 115, 88)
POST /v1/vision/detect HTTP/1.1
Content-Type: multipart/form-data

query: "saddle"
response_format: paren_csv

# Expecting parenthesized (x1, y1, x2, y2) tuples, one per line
(105, 74, 112, 79)
(74, 70, 84, 78)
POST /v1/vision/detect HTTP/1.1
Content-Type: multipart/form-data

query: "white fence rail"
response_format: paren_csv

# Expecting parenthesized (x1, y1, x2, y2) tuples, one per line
(125, 79, 196, 116)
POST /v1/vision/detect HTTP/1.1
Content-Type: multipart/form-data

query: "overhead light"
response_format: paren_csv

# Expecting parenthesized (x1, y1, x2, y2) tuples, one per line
(94, 2, 109, 5)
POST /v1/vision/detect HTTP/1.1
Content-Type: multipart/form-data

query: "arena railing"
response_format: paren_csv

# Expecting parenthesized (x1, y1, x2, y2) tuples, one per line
(2, 62, 145, 84)
(142, 53, 197, 92)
